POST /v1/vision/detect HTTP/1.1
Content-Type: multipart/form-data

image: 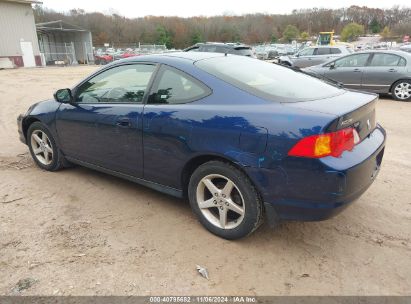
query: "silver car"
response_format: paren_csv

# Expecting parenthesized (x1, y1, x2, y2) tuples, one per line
(304, 50, 411, 101)
(278, 46, 352, 68)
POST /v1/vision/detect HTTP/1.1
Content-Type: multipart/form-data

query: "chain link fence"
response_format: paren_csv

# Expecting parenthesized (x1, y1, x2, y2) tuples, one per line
(39, 41, 94, 65)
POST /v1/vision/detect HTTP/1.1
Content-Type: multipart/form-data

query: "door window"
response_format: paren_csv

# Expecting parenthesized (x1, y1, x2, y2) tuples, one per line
(75, 64, 156, 103)
(200, 45, 217, 52)
(330, 48, 342, 54)
(149, 66, 210, 104)
(298, 48, 315, 56)
(333, 54, 370, 67)
(315, 48, 331, 55)
(370, 53, 405, 66)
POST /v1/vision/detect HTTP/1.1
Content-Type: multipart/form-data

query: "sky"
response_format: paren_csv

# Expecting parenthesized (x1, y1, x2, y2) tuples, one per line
(40, 0, 410, 18)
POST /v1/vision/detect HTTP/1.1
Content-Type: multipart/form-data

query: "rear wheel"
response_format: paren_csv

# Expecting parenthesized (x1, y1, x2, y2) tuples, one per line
(392, 80, 411, 101)
(188, 161, 263, 239)
(27, 122, 65, 171)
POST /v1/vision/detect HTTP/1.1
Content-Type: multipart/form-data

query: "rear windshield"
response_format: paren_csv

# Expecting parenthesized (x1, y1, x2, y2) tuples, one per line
(195, 56, 343, 102)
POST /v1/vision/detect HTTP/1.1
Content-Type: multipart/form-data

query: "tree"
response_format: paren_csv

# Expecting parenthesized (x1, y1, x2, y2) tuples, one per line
(300, 31, 310, 40)
(32, 5, 411, 49)
(369, 18, 381, 34)
(282, 25, 300, 42)
(156, 25, 173, 48)
(341, 22, 364, 42)
(191, 31, 203, 44)
(380, 26, 391, 40)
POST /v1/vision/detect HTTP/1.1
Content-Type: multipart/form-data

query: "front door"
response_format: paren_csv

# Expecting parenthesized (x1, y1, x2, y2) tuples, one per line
(323, 53, 371, 89)
(293, 47, 316, 68)
(56, 63, 157, 177)
(20, 41, 36, 67)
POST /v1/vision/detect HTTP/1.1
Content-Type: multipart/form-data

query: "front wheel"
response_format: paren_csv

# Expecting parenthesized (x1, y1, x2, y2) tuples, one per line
(188, 161, 264, 239)
(27, 122, 65, 171)
(392, 80, 411, 101)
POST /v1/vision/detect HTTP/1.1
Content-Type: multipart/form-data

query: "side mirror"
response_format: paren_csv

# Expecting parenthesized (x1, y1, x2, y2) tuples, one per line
(54, 88, 72, 103)
(329, 62, 336, 69)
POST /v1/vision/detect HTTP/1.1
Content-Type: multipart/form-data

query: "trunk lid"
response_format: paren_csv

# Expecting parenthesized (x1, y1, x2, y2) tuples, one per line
(286, 90, 378, 141)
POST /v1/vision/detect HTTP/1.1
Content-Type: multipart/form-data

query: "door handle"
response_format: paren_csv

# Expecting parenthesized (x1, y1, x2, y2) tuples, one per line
(353, 68, 361, 72)
(116, 118, 131, 128)
(388, 68, 397, 72)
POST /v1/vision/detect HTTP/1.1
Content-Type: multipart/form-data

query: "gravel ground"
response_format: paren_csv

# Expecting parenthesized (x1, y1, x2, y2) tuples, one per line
(0, 66, 410, 296)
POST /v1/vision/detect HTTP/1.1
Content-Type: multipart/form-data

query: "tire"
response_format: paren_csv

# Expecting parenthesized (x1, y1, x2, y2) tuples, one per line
(392, 80, 411, 101)
(188, 160, 264, 240)
(27, 122, 65, 171)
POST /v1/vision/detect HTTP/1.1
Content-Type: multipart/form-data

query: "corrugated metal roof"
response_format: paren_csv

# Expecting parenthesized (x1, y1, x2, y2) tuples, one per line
(36, 20, 89, 32)
(0, 0, 42, 4)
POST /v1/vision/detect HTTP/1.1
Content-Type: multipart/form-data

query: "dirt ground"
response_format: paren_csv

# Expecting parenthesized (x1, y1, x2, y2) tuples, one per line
(0, 66, 410, 296)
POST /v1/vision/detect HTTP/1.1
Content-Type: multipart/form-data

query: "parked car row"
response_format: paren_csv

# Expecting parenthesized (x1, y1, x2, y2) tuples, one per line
(94, 41, 411, 101)
(184, 42, 256, 58)
(278, 45, 353, 68)
(255, 44, 298, 60)
(94, 49, 142, 65)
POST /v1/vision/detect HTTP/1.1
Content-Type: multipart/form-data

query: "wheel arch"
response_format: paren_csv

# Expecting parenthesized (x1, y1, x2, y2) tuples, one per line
(390, 78, 411, 93)
(181, 154, 259, 199)
(22, 116, 41, 141)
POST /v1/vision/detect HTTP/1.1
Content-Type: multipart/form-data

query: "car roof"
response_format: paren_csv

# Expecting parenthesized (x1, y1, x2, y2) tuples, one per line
(189, 42, 251, 49)
(121, 51, 226, 63)
(306, 45, 347, 49)
(355, 49, 411, 57)
(310, 49, 411, 67)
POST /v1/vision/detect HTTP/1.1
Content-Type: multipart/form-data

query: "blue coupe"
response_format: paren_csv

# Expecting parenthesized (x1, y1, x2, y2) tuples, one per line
(17, 52, 386, 239)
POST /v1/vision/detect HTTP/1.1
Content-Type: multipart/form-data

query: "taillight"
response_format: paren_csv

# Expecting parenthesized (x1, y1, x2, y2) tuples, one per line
(288, 128, 360, 158)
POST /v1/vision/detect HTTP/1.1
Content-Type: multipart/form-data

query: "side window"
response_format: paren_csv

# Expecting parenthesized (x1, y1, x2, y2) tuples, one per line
(399, 57, 407, 66)
(333, 54, 370, 67)
(214, 46, 227, 54)
(201, 45, 217, 52)
(370, 53, 403, 66)
(298, 48, 315, 56)
(149, 66, 210, 104)
(330, 48, 342, 54)
(316, 48, 331, 55)
(75, 64, 155, 103)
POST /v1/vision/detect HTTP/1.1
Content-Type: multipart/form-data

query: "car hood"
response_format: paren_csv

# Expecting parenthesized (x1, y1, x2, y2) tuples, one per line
(302, 64, 327, 76)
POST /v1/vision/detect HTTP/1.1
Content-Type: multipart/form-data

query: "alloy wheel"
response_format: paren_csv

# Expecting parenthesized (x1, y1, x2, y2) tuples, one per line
(30, 130, 53, 166)
(394, 82, 411, 100)
(196, 174, 245, 229)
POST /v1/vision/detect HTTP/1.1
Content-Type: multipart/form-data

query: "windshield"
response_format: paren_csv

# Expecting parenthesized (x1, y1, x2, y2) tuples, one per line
(195, 56, 344, 102)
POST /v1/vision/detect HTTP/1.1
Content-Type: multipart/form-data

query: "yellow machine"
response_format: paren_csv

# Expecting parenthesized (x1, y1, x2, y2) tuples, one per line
(317, 32, 335, 46)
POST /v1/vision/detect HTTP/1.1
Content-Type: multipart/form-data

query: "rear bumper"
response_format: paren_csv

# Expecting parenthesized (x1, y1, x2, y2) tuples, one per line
(248, 125, 386, 222)
(17, 114, 26, 144)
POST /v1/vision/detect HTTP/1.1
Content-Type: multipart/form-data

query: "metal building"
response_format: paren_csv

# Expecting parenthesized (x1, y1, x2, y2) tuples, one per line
(0, 0, 42, 68)
(36, 20, 94, 65)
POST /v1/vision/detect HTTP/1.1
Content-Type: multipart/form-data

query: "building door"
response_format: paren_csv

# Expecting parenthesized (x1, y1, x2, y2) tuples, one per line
(20, 41, 36, 67)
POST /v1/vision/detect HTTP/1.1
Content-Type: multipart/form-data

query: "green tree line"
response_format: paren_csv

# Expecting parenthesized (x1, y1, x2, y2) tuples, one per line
(33, 5, 411, 48)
